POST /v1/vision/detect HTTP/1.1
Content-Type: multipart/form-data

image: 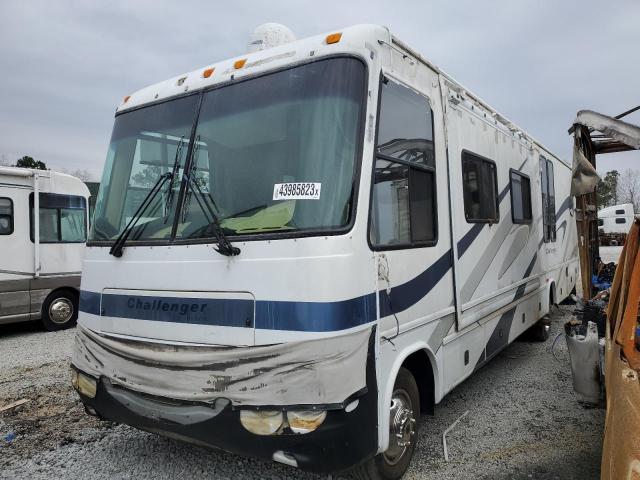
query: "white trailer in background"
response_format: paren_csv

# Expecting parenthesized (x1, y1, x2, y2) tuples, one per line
(71, 24, 578, 478)
(0, 167, 90, 330)
(598, 203, 635, 234)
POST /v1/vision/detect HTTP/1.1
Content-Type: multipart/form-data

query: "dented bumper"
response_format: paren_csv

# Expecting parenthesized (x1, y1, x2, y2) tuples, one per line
(72, 324, 372, 407)
(73, 332, 378, 474)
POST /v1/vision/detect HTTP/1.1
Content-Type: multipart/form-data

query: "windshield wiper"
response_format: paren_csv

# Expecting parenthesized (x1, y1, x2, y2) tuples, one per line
(109, 137, 185, 258)
(182, 158, 240, 257)
(163, 136, 185, 223)
(108, 172, 171, 257)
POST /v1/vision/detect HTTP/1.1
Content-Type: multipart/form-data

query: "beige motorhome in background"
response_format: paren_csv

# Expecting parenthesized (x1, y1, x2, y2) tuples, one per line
(0, 167, 89, 330)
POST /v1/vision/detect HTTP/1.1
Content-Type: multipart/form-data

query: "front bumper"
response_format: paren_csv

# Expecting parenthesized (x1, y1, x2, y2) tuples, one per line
(73, 336, 378, 474)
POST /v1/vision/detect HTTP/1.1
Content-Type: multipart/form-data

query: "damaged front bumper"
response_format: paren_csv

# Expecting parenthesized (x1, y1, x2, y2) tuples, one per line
(73, 355, 377, 473)
(70, 325, 378, 473)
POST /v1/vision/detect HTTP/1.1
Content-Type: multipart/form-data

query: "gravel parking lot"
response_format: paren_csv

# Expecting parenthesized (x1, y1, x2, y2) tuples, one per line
(1, 306, 604, 480)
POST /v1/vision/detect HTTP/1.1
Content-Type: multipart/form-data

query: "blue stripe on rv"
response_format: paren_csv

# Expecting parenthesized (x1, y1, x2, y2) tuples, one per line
(78, 251, 452, 332)
(79, 289, 378, 332)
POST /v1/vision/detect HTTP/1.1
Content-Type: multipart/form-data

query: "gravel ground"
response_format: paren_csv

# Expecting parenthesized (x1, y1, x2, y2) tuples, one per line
(0, 306, 604, 480)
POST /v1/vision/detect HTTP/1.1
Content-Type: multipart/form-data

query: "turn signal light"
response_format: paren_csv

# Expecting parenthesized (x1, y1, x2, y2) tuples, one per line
(203, 67, 215, 78)
(234, 59, 247, 69)
(71, 370, 97, 399)
(325, 32, 342, 44)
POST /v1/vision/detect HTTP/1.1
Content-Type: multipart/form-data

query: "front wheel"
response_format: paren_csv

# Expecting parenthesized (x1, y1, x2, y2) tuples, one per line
(351, 367, 419, 480)
(525, 316, 550, 342)
(41, 290, 78, 331)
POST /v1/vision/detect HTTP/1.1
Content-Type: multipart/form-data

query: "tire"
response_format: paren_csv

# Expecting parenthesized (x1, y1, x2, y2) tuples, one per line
(525, 317, 550, 342)
(351, 368, 420, 480)
(41, 290, 78, 331)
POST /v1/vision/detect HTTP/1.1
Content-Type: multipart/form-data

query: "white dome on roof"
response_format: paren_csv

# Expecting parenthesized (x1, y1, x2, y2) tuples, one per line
(247, 23, 296, 53)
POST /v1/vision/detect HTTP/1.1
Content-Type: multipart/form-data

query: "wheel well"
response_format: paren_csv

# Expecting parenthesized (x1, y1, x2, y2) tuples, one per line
(549, 282, 556, 306)
(48, 286, 79, 299)
(402, 349, 435, 415)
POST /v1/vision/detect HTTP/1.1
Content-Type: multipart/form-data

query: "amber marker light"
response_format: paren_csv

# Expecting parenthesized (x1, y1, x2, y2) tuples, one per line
(203, 67, 215, 78)
(123, 95, 131, 103)
(234, 59, 247, 69)
(325, 32, 342, 44)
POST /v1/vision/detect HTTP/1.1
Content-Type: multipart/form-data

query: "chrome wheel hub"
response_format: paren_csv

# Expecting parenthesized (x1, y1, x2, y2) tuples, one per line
(383, 389, 415, 465)
(49, 298, 73, 324)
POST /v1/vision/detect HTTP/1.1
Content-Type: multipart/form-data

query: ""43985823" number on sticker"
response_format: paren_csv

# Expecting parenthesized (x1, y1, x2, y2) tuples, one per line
(273, 182, 321, 200)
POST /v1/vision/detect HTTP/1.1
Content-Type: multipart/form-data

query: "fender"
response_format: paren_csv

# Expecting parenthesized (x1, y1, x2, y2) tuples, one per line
(377, 340, 440, 452)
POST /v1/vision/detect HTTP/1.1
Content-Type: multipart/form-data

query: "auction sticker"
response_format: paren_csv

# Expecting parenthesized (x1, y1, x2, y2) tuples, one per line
(273, 182, 321, 200)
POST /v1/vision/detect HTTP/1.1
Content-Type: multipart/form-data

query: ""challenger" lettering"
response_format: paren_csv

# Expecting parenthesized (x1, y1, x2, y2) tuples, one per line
(126, 298, 207, 315)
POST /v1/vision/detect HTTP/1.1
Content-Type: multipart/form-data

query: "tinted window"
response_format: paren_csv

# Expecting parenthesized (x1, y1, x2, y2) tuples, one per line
(38, 208, 60, 242)
(176, 58, 365, 239)
(540, 157, 556, 242)
(92, 58, 366, 243)
(598, 218, 604, 226)
(370, 78, 437, 247)
(376, 78, 435, 169)
(615, 209, 625, 214)
(61, 208, 87, 241)
(0, 198, 13, 235)
(462, 152, 499, 223)
(616, 218, 626, 224)
(510, 170, 532, 224)
(30, 193, 87, 243)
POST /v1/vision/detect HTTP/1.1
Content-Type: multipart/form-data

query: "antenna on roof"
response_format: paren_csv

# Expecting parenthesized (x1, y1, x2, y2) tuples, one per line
(247, 23, 296, 53)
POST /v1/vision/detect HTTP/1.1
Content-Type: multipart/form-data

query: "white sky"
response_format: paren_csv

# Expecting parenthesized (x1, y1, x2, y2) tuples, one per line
(0, 0, 638, 180)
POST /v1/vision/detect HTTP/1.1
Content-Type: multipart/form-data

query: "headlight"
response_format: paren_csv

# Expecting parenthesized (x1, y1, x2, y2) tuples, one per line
(240, 410, 283, 435)
(71, 370, 97, 399)
(286, 410, 327, 434)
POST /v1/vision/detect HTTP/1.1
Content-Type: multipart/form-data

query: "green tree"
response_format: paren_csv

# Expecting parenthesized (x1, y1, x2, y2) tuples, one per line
(597, 170, 619, 207)
(15, 155, 47, 170)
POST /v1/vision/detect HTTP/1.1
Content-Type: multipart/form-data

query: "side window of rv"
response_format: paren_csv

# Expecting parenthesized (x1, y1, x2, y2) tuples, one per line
(370, 77, 437, 248)
(509, 170, 532, 224)
(540, 157, 556, 242)
(598, 219, 604, 226)
(30, 193, 87, 243)
(461, 152, 499, 223)
(616, 218, 626, 224)
(0, 198, 13, 235)
(615, 209, 625, 214)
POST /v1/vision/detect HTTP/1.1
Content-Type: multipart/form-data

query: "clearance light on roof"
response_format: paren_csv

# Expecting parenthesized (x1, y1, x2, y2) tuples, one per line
(203, 67, 215, 78)
(123, 95, 131, 104)
(325, 32, 342, 44)
(234, 59, 247, 69)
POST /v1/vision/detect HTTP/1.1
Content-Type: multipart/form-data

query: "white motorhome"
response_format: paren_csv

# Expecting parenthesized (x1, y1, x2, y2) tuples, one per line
(598, 203, 635, 234)
(71, 24, 578, 478)
(0, 167, 90, 330)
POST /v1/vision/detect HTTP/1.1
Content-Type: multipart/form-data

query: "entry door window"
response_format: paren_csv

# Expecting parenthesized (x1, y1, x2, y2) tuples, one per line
(510, 170, 532, 224)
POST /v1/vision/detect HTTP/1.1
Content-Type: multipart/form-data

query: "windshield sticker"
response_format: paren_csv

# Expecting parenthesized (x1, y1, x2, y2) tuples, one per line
(273, 182, 321, 200)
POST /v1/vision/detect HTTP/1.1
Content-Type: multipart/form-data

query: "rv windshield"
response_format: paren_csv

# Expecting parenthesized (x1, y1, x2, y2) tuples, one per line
(89, 57, 365, 244)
